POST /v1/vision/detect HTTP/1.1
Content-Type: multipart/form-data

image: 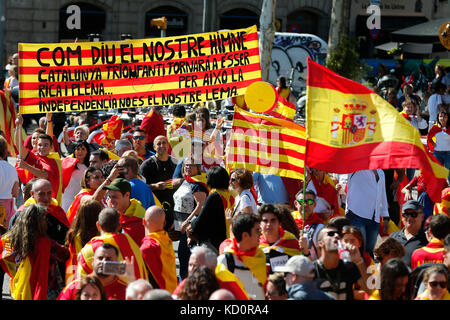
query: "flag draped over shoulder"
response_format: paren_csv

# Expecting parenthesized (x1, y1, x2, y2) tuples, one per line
(0, 89, 22, 157)
(305, 58, 448, 202)
(227, 106, 306, 180)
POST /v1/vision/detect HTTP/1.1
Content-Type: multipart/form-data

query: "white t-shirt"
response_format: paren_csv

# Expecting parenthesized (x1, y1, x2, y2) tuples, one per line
(0, 160, 18, 199)
(234, 189, 257, 214)
(62, 163, 87, 212)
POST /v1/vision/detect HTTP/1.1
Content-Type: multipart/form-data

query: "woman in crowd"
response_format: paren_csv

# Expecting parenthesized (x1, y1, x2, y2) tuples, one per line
(188, 166, 233, 252)
(427, 110, 450, 182)
(178, 265, 220, 300)
(415, 265, 450, 300)
(64, 198, 103, 285)
(7, 204, 69, 300)
(341, 226, 373, 267)
(369, 258, 410, 300)
(173, 156, 208, 279)
(75, 275, 107, 300)
(65, 166, 105, 225)
(61, 140, 91, 212)
(229, 168, 257, 215)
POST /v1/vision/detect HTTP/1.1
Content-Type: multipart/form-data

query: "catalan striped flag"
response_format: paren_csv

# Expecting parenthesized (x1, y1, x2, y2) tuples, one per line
(226, 106, 306, 180)
(266, 95, 296, 121)
(0, 89, 24, 157)
(305, 57, 448, 202)
(18, 26, 261, 114)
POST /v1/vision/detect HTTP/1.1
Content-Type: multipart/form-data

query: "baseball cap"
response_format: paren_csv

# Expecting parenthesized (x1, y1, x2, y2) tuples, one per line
(273, 255, 314, 277)
(402, 200, 422, 212)
(104, 178, 131, 193)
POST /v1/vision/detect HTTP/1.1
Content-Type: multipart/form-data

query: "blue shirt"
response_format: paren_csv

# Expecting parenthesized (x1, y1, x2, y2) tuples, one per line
(172, 158, 185, 179)
(252, 172, 289, 204)
(130, 178, 155, 209)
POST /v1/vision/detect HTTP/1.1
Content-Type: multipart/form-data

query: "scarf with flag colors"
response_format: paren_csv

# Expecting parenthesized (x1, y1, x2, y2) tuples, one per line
(140, 230, 177, 293)
(410, 238, 445, 270)
(210, 188, 234, 238)
(65, 188, 94, 225)
(434, 187, 450, 216)
(227, 106, 306, 180)
(259, 228, 301, 257)
(10, 236, 51, 300)
(184, 172, 209, 193)
(221, 237, 267, 288)
(305, 58, 448, 203)
(77, 232, 148, 282)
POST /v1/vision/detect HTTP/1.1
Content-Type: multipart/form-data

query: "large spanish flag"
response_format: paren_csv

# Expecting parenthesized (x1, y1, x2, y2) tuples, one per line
(305, 58, 448, 202)
(227, 106, 306, 180)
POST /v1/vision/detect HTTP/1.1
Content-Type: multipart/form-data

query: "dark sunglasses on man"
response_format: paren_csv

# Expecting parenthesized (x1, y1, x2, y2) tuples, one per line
(402, 211, 420, 218)
(133, 136, 145, 140)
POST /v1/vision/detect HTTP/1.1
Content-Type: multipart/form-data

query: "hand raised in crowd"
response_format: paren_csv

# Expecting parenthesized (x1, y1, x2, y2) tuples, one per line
(107, 165, 120, 182)
(216, 117, 225, 130)
(341, 241, 363, 264)
(124, 256, 136, 283)
(15, 114, 23, 128)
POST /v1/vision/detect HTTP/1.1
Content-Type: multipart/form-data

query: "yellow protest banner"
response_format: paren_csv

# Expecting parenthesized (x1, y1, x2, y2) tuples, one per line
(18, 25, 261, 114)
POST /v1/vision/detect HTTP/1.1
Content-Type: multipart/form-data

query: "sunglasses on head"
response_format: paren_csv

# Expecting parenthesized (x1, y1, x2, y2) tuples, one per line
(402, 211, 420, 218)
(428, 281, 447, 289)
(297, 199, 315, 206)
(133, 136, 145, 140)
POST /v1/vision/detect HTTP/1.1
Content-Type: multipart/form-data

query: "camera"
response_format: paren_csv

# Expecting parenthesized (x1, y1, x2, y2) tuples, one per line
(101, 261, 126, 275)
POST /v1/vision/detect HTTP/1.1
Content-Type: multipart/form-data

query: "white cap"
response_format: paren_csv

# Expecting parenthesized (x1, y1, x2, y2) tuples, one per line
(273, 255, 314, 278)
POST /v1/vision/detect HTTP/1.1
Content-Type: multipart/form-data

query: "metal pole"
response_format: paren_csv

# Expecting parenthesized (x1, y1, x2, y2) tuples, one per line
(202, 0, 207, 32)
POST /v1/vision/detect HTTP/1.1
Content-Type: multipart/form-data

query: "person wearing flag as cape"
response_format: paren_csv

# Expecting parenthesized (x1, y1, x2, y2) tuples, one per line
(76, 207, 148, 283)
(140, 206, 177, 293)
(6, 204, 69, 300)
(15, 115, 63, 205)
(257, 203, 301, 274)
(217, 213, 267, 300)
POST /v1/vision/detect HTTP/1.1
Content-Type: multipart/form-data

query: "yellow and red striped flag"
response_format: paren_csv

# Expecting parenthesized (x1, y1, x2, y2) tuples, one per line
(305, 58, 448, 202)
(266, 95, 296, 121)
(226, 106, 306, 180)
(18, 26, 261, 114)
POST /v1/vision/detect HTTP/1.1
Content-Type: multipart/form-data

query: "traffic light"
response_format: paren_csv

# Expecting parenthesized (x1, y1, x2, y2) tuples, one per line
(151, 17, 167, 30)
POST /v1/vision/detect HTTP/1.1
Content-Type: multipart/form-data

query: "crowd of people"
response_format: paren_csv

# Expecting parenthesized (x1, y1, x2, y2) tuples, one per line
(0, 55, 450, 301)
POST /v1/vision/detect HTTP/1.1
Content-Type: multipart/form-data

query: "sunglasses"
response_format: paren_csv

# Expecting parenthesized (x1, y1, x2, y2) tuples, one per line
(230, 178, 236, 182)
(326, 231, 340, 237)
(428, 281, 447, 289)
(133, 136, 145, 140)
(402, 211, 420, 218)
(297, 199, 315, 206)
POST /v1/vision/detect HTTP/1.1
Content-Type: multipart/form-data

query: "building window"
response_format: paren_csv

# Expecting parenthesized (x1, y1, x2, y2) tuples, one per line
(59, 2, 106, 41)
(219, 9, 259, 30)
(145, 6, 188, 38)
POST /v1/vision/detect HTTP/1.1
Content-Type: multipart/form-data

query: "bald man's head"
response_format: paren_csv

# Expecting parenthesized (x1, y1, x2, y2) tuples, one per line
(144, 206, 166, 233)
(30, 179, 52, 207)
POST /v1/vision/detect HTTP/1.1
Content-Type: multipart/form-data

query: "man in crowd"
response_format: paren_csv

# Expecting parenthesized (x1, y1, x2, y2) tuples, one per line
(140, 105, 165, 153)
(411, 214, 450, 269)
(275, 255, 334, 300)
(117, 156, 155, 210)
(140, 206, 177, 293)
(59, 243, 134, 300)
(391, 200, 428, 267)
(131, 128, 154, 162)
(217, 214, 267, 300)
(126, 279, 153, 300)
(89, 149, 109, 169)
(140, 136, 180, 231)
(77, 207, 148, 282)
(258, 203, 300, 274)
(103, 178, 147, 246)
(293, 189, 324, 261)
(313, 225, 371, 300)
(172, 246, 249, 300)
